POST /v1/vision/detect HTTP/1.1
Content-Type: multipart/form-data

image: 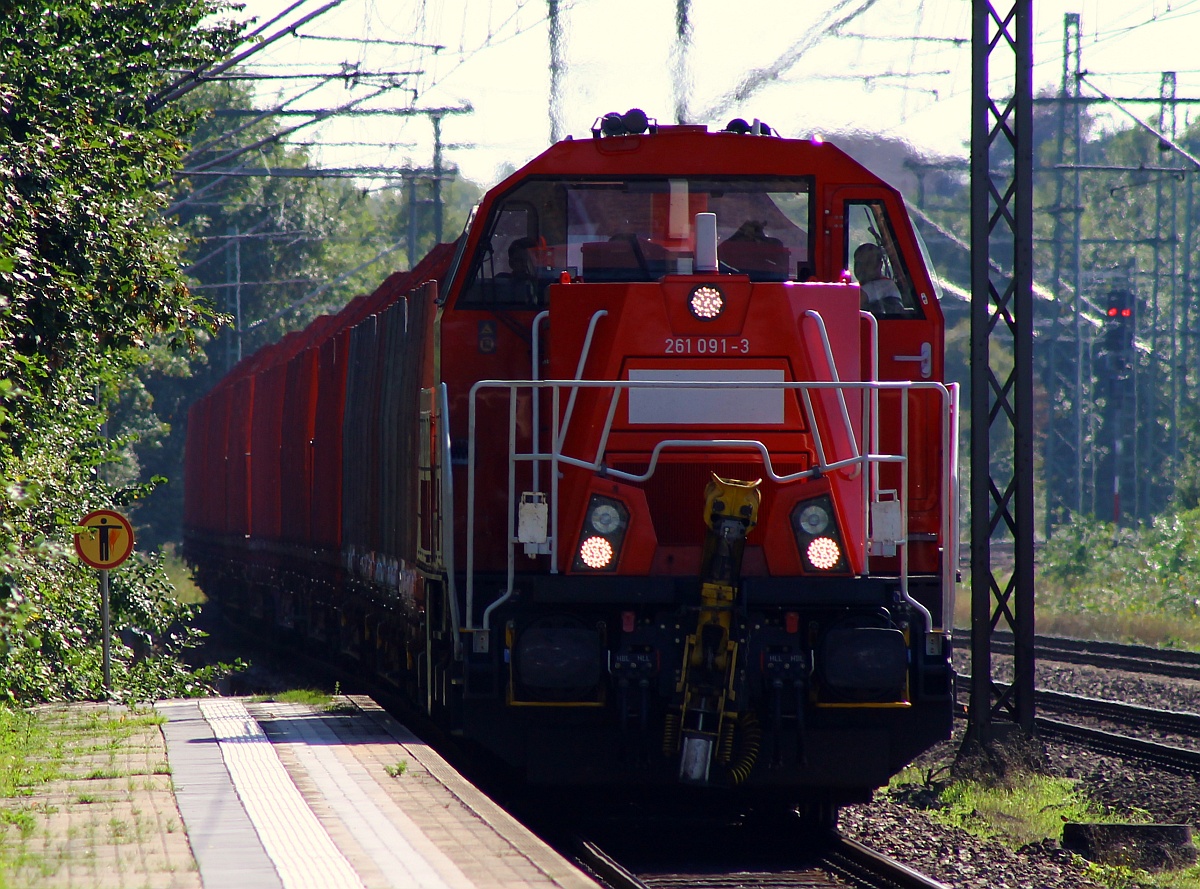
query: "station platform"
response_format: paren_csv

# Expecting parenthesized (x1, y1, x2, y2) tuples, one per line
(155, 695, 600, 889)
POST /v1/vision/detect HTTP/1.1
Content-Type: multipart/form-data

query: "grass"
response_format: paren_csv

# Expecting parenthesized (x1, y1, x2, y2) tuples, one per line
(254, 688, 333, 707)
(967, 511, 1200, 651)
(889, 762, 1200, 888)
(161, 544, 207, 605)
(1036, 610, 1200, 650)
(253, 685, 357, 713)
(384, 760, 407, 778)
(0, 810, 37, 839)
(941, 515, 1200, 886)
(922, 772, 1115, 846)
(954, 526, 1200, 651)
(953, 595, 1200, 651)
(0, 704, 171, 885)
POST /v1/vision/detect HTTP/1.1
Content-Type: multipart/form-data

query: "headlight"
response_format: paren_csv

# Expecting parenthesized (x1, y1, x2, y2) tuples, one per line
(578, 536, 615, 569)
(589, 503, 622, 535)
(574, 495, 629, 572)
(797, 503, 830, 535)
(807, 536, 841, 570)
(791, 495, 848, 573)
(688, 284, 725, 320)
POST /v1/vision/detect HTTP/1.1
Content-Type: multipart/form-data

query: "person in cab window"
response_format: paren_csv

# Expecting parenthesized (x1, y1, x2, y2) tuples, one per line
(727, 219, 782, 246)
(853, 242, 904, 316)
(498, 236, 539, 305)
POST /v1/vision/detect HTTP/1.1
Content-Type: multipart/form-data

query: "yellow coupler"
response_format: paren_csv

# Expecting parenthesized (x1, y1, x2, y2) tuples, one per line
(672, 475, 762, 785)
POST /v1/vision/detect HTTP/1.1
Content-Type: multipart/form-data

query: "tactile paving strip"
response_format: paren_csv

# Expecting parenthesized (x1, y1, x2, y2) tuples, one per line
(199, 699, 366, 889)
(259, 704, 468, 889)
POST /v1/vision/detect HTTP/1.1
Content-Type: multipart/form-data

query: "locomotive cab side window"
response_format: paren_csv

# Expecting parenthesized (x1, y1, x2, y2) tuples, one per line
(845, 200, 923, 318)
(460, 201, 543, 307)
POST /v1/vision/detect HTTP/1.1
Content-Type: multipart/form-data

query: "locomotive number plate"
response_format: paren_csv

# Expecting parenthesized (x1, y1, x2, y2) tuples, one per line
(663, 337, 750, 355)
(628, 369, 785, 424)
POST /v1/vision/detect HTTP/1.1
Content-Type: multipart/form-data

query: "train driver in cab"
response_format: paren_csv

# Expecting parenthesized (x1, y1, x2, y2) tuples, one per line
(853, 242, 905, 316)
(497, 236, 539, 305)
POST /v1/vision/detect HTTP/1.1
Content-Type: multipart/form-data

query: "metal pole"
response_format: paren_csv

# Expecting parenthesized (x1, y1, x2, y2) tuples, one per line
(431, 115, 444, 243)
(100, 569, 111, 694)
(1113, 429, 1122, 525)
(1045, 13, 1083, 537)
(234, 229, 243, 363)
(225, 226, 236, 372)
(673, 0, 693, 124)
(407, 173, 418, 268)
(968, 0, 1037, 745)
(1183, 175, 1195, 400)
(968, 0, 993, 744)
(1068, 16, 1085, 520)
(547, 0, 565, 142)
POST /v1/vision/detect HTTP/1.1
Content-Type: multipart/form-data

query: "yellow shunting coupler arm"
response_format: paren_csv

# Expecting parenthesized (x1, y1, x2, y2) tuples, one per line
(671, 474, 762, 785)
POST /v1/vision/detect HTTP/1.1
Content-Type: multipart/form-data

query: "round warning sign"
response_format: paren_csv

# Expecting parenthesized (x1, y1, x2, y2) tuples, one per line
(74, 509, 134, 570)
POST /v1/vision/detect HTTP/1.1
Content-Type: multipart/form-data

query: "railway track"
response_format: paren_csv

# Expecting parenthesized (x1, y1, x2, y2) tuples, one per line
(1034, 687, 1200, 775)
(961, 673, 1200, 739)
(983, 629, 1200, 681)
(576, 832, 949, 889)
(959, 665, 1200, 775)
(1035, 717, 1200, 774)
(1036, 687, 1200, 738)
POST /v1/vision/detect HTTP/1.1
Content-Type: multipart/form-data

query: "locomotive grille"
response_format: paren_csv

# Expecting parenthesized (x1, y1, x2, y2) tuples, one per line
(610, 459, 808, 545)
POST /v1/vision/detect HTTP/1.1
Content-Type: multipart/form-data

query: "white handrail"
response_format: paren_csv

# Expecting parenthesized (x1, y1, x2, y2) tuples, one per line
(555, 310, 608, 453)
(462, 376, 955, 633)
(860, 311, 879, 574)
(530, 310, 550, 492)
(945, 382, 961, 635)
(802, 310, 861, 476)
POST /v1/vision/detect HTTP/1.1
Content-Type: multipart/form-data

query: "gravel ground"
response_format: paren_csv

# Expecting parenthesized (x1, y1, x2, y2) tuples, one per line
(839, 726, 1109, 888)
(841, 790, 1104, 889)
(835, 649, 1200, 888)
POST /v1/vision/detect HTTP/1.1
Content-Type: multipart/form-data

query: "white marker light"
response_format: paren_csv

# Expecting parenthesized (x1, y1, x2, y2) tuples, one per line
(688, 285, 725, 320)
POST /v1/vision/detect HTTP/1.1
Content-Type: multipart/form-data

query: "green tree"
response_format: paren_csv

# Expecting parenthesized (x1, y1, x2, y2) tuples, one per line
(0, 0, 242, 700)
(130, 78, 483, 547)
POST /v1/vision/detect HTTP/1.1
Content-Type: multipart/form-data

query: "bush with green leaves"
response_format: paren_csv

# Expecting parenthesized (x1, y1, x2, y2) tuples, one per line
(1038, 510, 1200, 627)
(0, 0, 242, 701)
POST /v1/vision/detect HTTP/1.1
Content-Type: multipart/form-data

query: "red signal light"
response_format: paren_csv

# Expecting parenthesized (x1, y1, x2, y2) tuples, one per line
(1107, 307, 1118, 317)
(1121, 308, 1132, 317)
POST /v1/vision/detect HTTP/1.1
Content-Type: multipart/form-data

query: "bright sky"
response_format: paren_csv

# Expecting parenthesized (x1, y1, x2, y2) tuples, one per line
(226, 0, 1200, 187)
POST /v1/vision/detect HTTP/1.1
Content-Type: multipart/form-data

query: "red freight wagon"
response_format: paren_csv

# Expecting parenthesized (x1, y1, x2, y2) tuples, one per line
(279, 347, 320, 544)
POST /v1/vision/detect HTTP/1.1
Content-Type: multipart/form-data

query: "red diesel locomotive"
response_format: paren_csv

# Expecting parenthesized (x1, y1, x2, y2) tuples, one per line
(184, 111, 959, 814)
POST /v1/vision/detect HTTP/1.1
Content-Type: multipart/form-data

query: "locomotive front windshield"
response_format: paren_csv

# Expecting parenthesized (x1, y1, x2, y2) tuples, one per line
(460, 176, 813, 308)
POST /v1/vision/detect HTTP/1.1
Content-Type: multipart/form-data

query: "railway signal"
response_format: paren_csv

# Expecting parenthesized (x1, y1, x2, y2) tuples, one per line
(1102, 288, 1135, 378)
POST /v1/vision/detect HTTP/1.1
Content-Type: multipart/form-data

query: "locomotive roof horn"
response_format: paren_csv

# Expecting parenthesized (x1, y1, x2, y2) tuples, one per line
(591, 108, 654, 138)
(723, 117, 773, 136)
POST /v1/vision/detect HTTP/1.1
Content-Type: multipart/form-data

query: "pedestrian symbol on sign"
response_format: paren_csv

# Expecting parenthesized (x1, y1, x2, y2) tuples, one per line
(75, 509, 134, 570)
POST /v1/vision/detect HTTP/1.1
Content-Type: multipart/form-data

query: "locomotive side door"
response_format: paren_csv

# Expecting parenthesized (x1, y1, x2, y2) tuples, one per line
(827, 188, 947, 575)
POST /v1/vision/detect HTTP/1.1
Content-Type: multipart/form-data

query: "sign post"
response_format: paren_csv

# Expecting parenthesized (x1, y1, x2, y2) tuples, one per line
(74, 509, 135, 694)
